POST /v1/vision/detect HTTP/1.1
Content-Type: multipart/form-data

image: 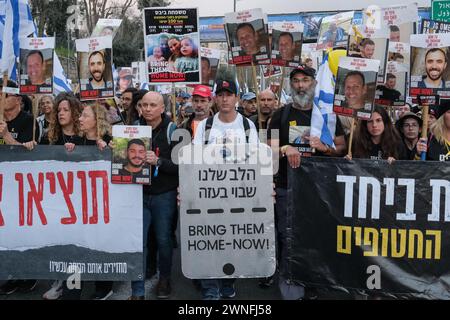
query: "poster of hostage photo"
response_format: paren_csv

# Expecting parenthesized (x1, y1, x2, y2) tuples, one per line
(76, 36, 114, 100)
(333, 56, 380, 120)
(143, 7, 200, 84)
(19, 37, 55, 95)
(270, 21, 303, 68)
(410, 33, 450, 99)
(224, 8, 270, 66)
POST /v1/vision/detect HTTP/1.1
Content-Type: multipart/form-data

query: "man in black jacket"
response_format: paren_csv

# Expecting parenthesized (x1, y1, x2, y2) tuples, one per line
(129, 91, 179, 300)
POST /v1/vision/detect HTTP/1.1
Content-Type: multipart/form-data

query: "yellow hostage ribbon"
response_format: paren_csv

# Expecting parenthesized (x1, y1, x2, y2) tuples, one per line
(351, 25, 364, 46)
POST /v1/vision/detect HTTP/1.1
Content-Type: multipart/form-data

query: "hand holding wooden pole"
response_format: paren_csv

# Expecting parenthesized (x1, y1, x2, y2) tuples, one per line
(0, 73, 8, 122)
(251, 61, 263, 131)
(96, 100, 101, 140)
(278, 67, 285, 108)
(171, 83, 176, 123)
(420, 105, 429, 161)
(346, 117, 356, 158)
(32, 95, 39, 142)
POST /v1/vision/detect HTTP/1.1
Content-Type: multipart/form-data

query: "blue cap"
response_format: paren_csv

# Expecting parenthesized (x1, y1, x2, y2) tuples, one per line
(178, 92, 191, 98)
(241, 92, 257, 101)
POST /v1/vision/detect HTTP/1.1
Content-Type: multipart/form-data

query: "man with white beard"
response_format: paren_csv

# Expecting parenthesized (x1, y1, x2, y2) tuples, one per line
(267, 66, 346, 299)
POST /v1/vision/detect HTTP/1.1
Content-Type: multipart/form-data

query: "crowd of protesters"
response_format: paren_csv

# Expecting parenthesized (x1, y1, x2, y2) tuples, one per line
(0, 62, 449, 300)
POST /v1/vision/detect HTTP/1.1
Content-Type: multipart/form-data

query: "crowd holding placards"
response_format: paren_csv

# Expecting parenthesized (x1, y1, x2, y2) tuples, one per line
(1, 2, 450, 301)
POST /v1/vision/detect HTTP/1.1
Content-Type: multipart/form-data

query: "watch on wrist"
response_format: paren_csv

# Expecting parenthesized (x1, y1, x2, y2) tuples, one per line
(156, 158, 163, 166)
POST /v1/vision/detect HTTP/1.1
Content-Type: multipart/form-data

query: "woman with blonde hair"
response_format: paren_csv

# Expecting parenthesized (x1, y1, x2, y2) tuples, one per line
(416, 100, 450, 161)
(78, 102, 112, 149)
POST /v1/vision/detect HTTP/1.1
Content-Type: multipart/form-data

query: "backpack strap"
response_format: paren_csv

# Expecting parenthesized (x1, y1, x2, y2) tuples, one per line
(280, 104, 292, 143)
(242, 116, 250, 143)
(204, 116, 214, 145)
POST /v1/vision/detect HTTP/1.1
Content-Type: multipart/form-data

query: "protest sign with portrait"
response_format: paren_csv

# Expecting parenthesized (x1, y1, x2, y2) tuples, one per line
(111, 125, 152, 185)
(200, 47, 221, 88)
(143, 7, 200, 84)
(347, 25, 388, 83)
(410, 33, 450, 98)
(115, 67, 134, 94)
(19, 37, 54, 95)
(91, 18, 122, 39)
(76, 36, 114, 100)
(375, 41, 410, 106)
(271, 22, 303, 68)
(301, 43, 321, 70)
(224, 8, 270, 66)
(316, 11, 354, 50)
(333, 56, 380, 120)
(364, 4, 417, 44)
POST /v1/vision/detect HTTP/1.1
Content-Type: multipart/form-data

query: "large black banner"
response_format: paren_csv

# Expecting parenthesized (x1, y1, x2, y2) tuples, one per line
(288, 157, 450, 299)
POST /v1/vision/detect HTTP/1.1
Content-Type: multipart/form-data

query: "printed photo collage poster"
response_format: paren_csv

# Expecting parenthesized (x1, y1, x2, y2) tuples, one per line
(19, 37, 55, 95)
(333, 56, 380, 120)
(364, 4, 418, 106)
(143, 8, 201, 84)
(76, 36, 114, 100)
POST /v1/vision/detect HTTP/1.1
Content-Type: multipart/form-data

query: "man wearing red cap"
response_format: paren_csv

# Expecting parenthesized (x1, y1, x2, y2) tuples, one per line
(181, 85, 212, 139)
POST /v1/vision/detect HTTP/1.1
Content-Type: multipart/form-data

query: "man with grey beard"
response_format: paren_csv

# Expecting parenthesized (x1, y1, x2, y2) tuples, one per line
(267, 66, 346, 300)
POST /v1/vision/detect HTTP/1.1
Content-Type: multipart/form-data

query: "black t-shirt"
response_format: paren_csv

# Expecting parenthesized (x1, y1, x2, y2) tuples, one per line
(40, 133, 85, 146)
(427, 136, 449, 161)
(0, 110, 35, 144)
(268, 104, 344, 188)
(355, 140, 409, 160)
(401, 139, 417, 160)
(81, 134, 112, 146)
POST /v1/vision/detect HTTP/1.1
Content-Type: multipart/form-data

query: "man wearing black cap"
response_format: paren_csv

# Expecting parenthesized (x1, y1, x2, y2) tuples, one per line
(267, 66, 346, 300)
(192, 80, 258, 300)
(193, 79, 258, 145)
(396, 112, 422, 160)
(0, 80, 36, 147)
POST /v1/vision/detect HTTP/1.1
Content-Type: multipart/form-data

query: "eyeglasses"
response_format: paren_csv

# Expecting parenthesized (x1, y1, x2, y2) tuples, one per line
(403, 123, 419, 128)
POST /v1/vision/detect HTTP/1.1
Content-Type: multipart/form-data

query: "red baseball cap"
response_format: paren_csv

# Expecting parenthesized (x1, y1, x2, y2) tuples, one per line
(192, 85, 212, 98)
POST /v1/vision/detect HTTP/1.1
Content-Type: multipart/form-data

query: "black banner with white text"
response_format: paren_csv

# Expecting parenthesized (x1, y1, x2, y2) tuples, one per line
(288, 157, 450, 299)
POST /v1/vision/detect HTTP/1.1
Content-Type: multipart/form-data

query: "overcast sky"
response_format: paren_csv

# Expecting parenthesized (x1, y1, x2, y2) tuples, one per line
(163, 0, 431, 17)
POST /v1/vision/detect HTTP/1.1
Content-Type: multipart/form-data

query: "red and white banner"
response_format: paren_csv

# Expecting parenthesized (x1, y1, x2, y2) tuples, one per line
(0, 146, 143, 281)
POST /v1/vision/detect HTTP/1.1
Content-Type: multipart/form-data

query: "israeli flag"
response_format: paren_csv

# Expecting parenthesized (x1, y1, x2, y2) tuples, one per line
(311, 52, 337, 148)
(0, 0, 35, 80)
(53, 53, 72, 94)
